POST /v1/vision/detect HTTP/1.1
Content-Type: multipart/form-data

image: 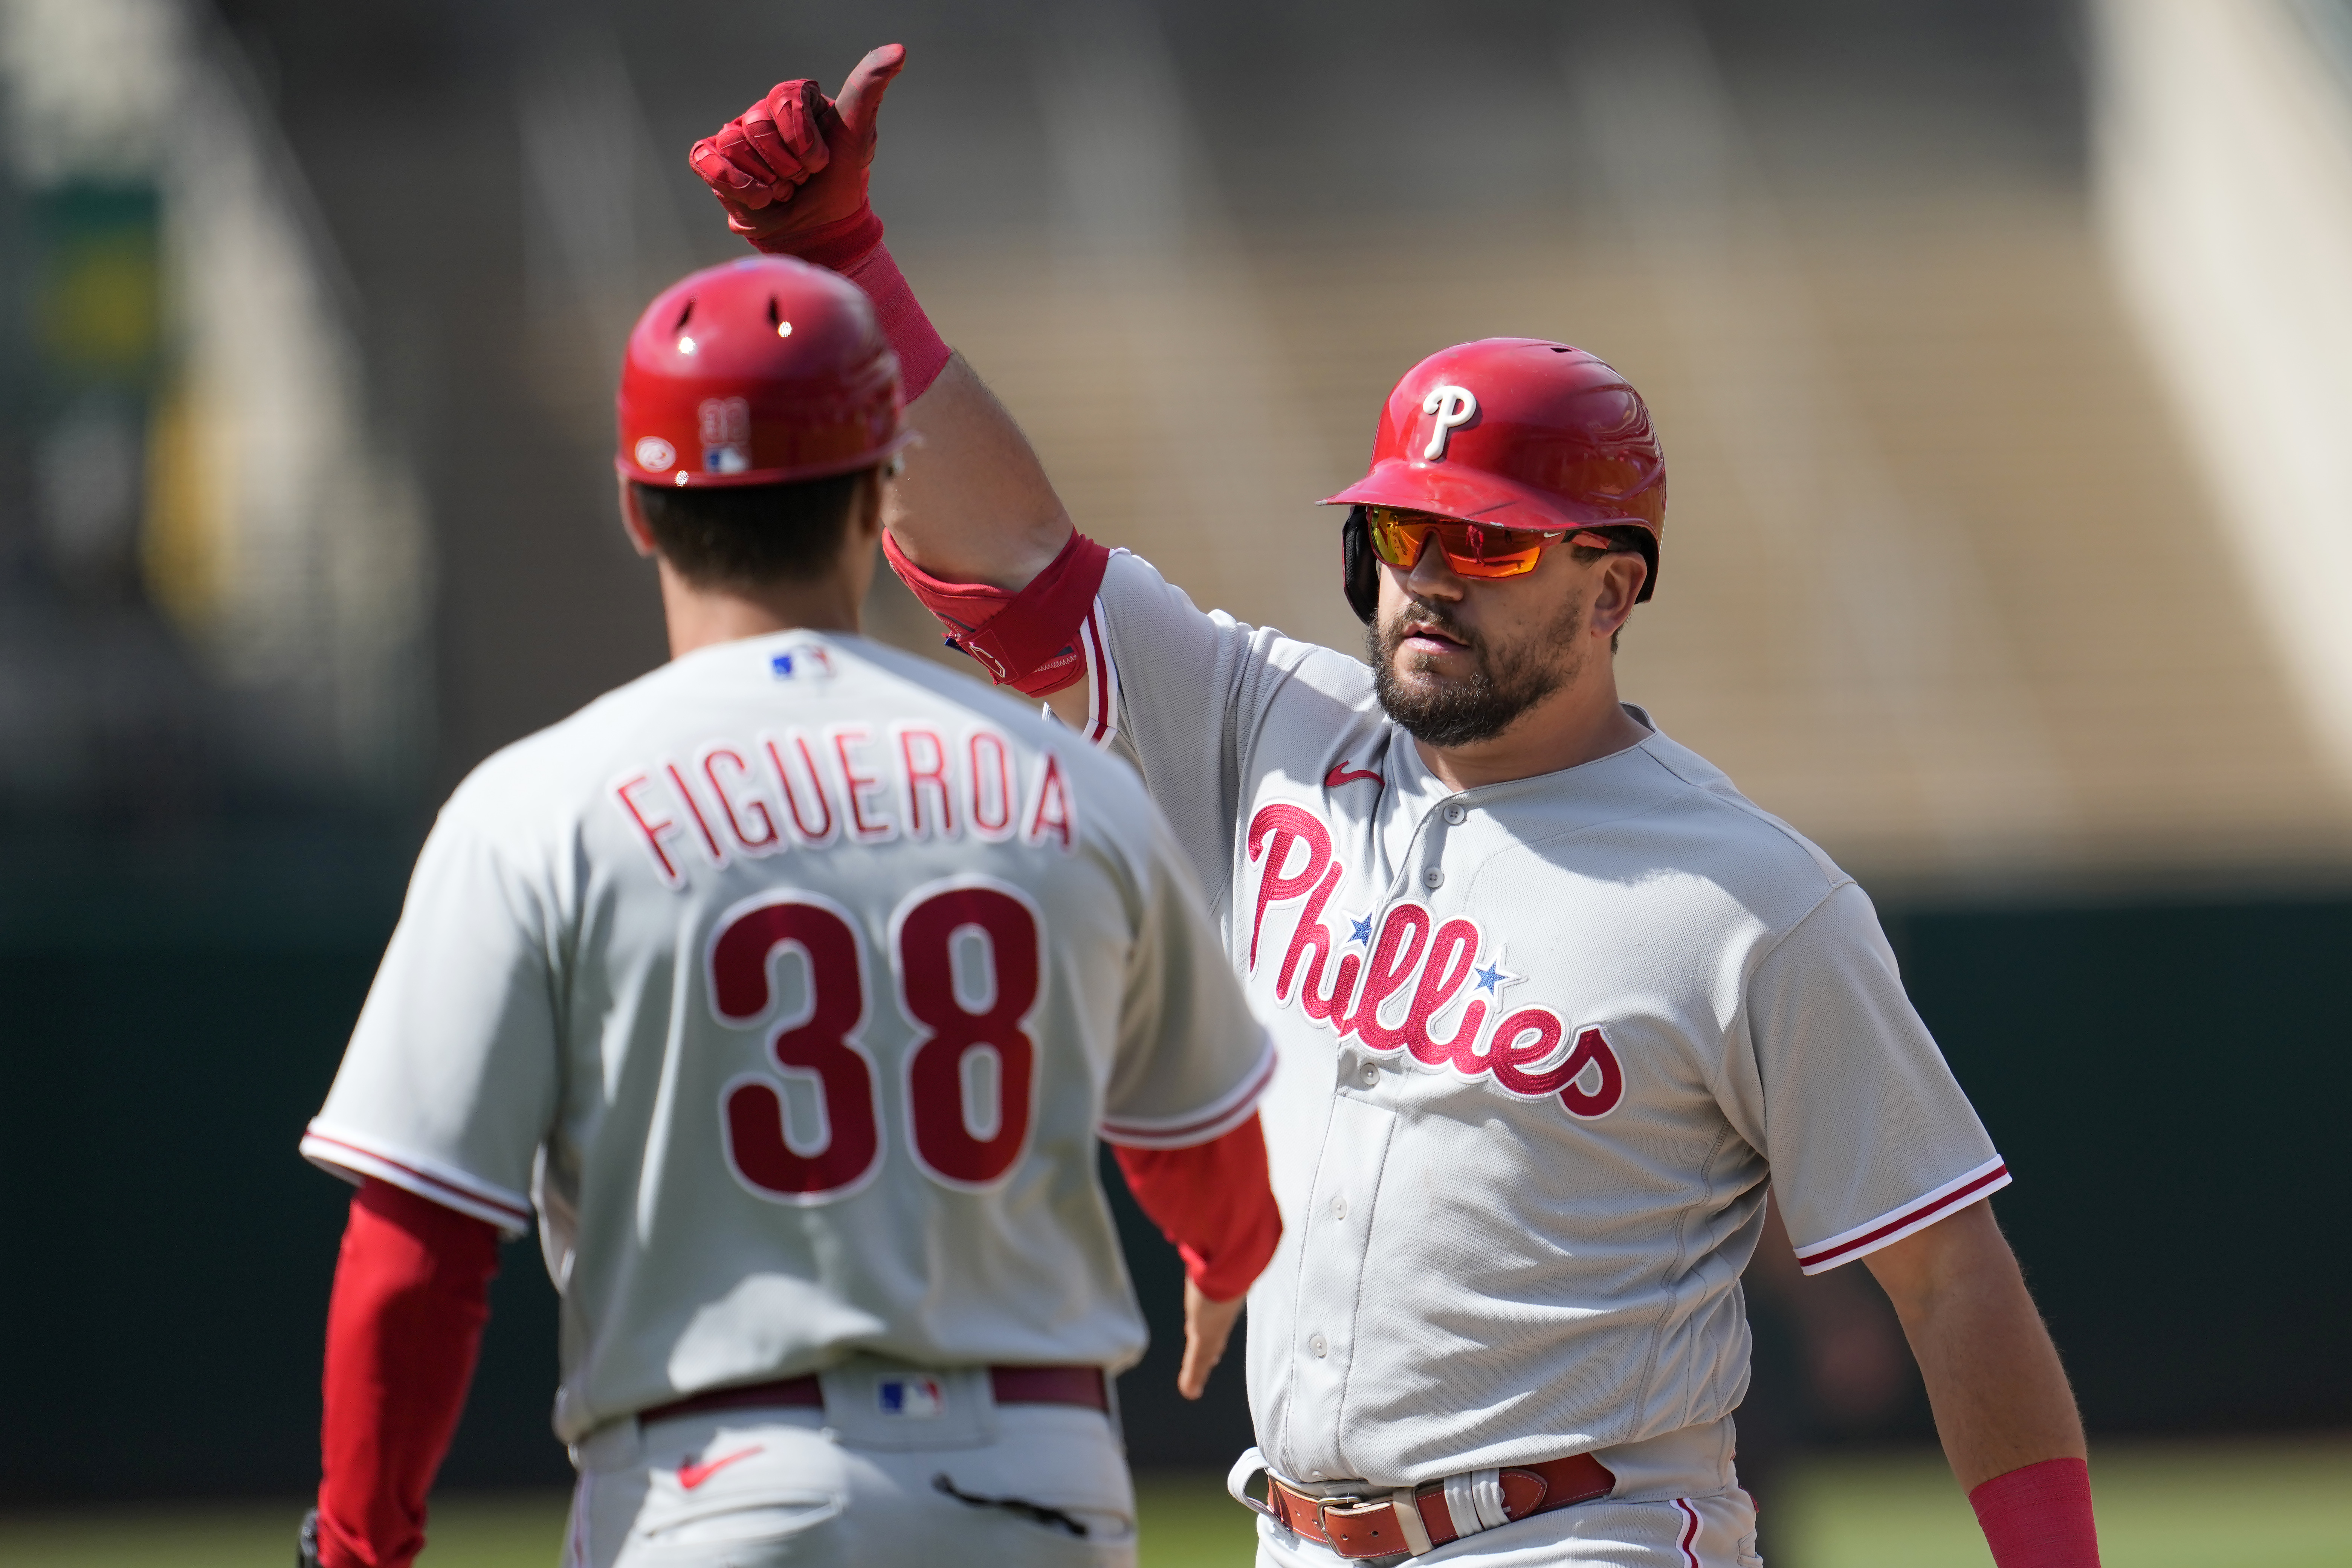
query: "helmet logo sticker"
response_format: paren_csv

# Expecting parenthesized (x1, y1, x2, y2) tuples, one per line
(1420, 385, 1478, 460)
(634, 436, 677, 472)
(699, 396, 752, 474)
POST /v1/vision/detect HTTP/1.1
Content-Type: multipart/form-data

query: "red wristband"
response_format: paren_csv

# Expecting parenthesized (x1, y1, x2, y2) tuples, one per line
(842, 243, 950, 402)
(1968, 1457, 2100, 1568)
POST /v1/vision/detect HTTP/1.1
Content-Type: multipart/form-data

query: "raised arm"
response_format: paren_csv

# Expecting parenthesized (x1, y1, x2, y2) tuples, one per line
(687, 45, 1335, 816)
(687, 46, 1075, 592)
(892, 354, 1072, 589)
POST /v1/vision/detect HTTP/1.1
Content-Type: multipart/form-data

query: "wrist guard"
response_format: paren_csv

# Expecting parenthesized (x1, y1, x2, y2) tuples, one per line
(884, 531, 1111, 698)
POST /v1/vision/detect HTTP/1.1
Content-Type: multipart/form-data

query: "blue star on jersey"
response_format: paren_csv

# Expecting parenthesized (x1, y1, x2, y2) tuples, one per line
(1474, 958, 1522, 995)
(1347, 914, 1373, 945)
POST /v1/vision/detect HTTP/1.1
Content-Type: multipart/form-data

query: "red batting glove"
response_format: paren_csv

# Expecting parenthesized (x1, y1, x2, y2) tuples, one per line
(689, 78, 828, 217)
(689, 44, 906, 267)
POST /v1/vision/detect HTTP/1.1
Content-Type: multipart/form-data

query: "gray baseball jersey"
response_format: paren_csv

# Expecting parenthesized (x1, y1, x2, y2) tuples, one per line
(302, 629, 1273, 1444)
(1083, 552, 2007, 1489)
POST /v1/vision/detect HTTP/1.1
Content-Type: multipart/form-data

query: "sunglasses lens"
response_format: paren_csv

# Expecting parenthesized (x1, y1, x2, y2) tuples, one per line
(1365, 508, 1426, 568)
(1449, 527, 1549, 577)
(1365, 508, 1558, 578)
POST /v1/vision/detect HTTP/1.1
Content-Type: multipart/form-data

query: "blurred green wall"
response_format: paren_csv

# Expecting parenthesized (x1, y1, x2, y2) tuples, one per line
(2, 843, 2344, 1503)
(1882, 895, 2352, 1434)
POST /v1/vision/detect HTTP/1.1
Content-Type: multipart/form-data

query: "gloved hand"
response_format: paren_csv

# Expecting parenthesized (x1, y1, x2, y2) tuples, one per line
(689, 44, 906, 263)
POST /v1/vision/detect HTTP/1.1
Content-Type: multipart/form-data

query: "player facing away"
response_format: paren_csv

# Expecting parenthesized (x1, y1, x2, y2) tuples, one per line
(295, 256, 1284, 1568)
(681, 47, 2105, 1568)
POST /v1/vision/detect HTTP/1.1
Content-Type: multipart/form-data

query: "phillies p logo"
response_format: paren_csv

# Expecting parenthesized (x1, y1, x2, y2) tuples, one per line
(1421, 385, 1478, 460)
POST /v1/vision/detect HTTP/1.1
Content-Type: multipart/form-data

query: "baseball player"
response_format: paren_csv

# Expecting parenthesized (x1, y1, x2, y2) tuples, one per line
(293, 255, 1284, 1568)
(685, 46, 2105, 1568)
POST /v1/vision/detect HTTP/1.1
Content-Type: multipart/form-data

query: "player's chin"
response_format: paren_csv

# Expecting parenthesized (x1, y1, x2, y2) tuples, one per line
(1388, 647, 1478, 689)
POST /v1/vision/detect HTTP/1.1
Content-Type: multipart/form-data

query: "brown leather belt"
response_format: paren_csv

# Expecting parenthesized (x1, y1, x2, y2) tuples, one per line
(1266, 1451, 1617, 1560)
(638, 1365, 1109, 1426)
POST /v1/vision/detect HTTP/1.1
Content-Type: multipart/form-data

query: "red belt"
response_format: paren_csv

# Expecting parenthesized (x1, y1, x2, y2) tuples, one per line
(638, 1365, 1109, 1426)
(1265, 1451, 1616, 1560)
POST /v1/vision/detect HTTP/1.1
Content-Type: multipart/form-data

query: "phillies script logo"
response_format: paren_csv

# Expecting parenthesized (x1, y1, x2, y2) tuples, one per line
(1248, 803, 1623, 1118)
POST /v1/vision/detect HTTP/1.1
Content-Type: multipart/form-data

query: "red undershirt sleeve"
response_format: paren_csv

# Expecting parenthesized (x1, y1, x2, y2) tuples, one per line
(316, 1178, 501, 1568)
(1113, 1116, 1283, 1302)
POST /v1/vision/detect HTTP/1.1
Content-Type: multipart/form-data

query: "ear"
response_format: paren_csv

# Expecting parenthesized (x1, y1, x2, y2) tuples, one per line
(617, 478, 657, 558)
(1588, 550, 1649, 638)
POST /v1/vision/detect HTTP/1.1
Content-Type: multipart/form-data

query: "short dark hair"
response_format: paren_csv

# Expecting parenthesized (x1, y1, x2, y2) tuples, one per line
(630, 469, 871, 588)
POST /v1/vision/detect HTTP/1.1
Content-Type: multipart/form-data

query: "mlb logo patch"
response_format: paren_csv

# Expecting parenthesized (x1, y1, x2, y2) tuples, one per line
(877, 1377, 945, 1419)
(771, 647, 834, 680)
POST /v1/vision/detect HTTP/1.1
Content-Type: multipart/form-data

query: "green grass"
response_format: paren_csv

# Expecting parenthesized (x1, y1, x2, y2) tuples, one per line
(1134, 1473, 1260, 1564)
(2, 1439, 2343, 1566)
(1779, 1439, 2352, 1568)
(0, 1493, 564, 1568)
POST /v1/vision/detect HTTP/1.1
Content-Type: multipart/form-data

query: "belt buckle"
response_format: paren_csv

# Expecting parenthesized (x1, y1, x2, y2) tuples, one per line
(1313, 1494, 1368, 1535)
(1326, 1495, 1430, 1561)
(1321, 1494, 1420, 1560)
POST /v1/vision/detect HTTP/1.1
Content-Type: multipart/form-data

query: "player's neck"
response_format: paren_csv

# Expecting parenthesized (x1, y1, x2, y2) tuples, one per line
(1412, 662, 1649, 794)
(656, 558, 864, 660)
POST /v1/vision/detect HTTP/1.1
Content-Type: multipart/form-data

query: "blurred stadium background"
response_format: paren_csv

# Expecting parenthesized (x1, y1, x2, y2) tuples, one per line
(2, 0, 2348, 1563)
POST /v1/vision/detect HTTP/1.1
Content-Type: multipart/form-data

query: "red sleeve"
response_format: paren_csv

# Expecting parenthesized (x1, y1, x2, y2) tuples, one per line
(1113, 1115, 1282, 1301)
(1968, 1457, 2101, 1568)
(316, 1179, 501, 1568)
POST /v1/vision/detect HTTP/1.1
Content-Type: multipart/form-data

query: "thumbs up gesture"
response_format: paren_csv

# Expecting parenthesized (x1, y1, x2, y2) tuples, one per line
(688, 43, 907, 262)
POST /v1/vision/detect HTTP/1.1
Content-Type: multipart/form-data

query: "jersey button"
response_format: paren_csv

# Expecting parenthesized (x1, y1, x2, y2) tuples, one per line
(1422, 866, 1444, 889)
(1443, 803, 1466, 825)
(1310, 1334, 1329, 1357)
(1330, 1195, 1347, 1220)
(1358, 1063, 1379, 1086)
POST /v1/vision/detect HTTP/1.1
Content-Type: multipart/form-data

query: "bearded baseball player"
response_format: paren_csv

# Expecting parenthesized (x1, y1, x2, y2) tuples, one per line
(688, 47, 2103, 1568)
(294, 256, 1285, 1568)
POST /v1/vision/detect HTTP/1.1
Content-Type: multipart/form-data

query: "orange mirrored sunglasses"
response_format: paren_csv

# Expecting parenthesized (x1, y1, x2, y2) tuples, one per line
(1364, 505, 1592, 580)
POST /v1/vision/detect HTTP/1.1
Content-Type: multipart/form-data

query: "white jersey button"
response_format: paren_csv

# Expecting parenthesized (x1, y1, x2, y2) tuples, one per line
(1310, 1333, 1329, 1357)
(1359, 1063, 1379, 1086)
(1422, 866, 1445, 889)
(1443, 803, 1466, 825)
(1330, 1195, 1347, 1220)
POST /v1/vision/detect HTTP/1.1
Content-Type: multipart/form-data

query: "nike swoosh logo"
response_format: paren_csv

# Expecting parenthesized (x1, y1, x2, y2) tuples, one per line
(1325, 761, 1383, 788)
(677, 1446, 762, 1490)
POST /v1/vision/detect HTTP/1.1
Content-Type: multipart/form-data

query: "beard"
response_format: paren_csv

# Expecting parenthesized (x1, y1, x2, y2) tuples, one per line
(1369, 592, 1586, 748)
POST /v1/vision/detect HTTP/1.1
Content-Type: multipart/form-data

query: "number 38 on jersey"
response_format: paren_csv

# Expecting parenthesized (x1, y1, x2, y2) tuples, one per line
(706, 875, 1043, 1204)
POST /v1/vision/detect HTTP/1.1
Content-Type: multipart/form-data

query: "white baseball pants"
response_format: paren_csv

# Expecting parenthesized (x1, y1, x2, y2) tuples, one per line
(565, 1403, 1136, 1568)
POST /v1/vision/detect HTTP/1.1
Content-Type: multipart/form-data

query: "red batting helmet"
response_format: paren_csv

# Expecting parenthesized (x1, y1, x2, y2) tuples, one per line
(616, 255, 910, 489)
(1322, 338, 1666, 615)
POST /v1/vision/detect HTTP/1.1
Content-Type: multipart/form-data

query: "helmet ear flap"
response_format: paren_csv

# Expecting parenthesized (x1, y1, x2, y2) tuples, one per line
(1341, 507, 1380, 624)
